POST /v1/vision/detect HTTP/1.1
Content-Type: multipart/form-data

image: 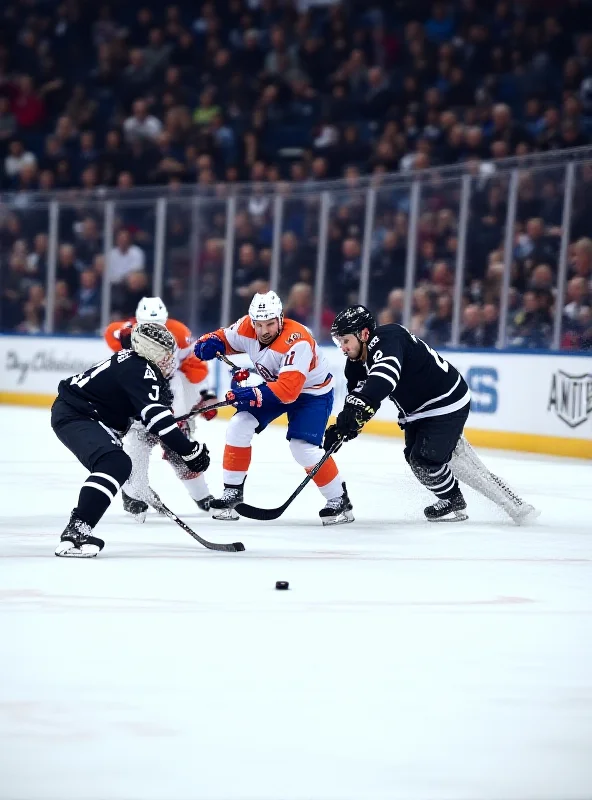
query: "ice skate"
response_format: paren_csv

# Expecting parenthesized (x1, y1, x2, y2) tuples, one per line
(210, 484, 243, 521)
(424, 488, 468, 522)
(55, 512, 104, 558)
(195, 494, 214, 512)
(122, 489, 148, 523)
(319, 482, 354, 526)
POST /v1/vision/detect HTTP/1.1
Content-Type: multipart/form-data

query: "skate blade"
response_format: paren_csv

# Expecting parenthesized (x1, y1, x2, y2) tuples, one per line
(321, 510, 355, 527)
(212, 508, 240, 521)
(427, 510, 468, 523)
(131, 512, 147, 524)
(55, 542, 101, 558)
(510, 505, 541, 526)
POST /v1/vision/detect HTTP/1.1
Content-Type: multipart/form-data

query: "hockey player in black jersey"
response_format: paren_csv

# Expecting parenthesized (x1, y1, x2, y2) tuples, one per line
(51, 322, 210, 557)
(325, 306, 539, 524)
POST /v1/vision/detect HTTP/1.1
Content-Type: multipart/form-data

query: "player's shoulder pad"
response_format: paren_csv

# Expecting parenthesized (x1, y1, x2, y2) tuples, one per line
(167, 318, 192, 347)
(231, 315, 257, 339)
(273, 318, 314, 353)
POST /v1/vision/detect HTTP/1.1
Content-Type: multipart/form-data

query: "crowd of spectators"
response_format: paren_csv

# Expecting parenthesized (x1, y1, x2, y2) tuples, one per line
(0, 0, 591, 349)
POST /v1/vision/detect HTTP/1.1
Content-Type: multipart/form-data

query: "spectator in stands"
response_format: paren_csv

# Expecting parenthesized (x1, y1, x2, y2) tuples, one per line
(76, 217, 103, 267)
(377, 288, 404, 326)
(56, 244, 84, 298)
(410, 287, 432, 339)
(70, 269, 101, 334)
(460, 304, 484, 347)
(115, 270, 150, 318)
(0, 97, 17, 148)
(370, 230, 406, 306)
(16, 284, 46, 335)
(564, 276, 590, 323)
(482, 303, 499, 348)
(53, 280, 75, 333)
(11, 75, 46, 131)
(509, 290, 552, 349)
(425, 293, 453, 348)
(331, 237, 362, 308)
(529, 264, 555, 292)
(107, 229, 145, 285)
(570, 238, 592, 285)
(284, 282, 314, 328)
(27, 233, 49, 280)
(123, 99, 163, 144)
(4, 139, 36, 182)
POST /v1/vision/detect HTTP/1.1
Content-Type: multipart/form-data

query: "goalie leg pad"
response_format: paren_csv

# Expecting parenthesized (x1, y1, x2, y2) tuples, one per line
(450, 436, 540, 524)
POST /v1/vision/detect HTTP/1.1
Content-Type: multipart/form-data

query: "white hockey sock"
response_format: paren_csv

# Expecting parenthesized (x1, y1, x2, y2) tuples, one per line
(222, 468, 248, 486)
(182, 473, 211, 502)
(318, 474, 344, 501)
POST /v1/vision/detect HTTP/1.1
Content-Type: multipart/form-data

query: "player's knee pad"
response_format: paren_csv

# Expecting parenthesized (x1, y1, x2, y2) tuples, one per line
(289, 438, 321, 468)
(94, 449, 132, 490)
(226, 411, 258, 448)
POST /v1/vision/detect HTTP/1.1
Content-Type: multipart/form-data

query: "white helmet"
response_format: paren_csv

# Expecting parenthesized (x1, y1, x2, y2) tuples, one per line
(131, 322, 176, 378)
(136, 296, 168, 325)
(248, 291, 283, 326)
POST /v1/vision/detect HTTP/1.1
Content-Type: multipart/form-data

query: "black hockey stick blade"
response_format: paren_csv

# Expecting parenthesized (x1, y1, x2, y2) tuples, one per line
(235, 440, 342, 521)
(156, 500, 245, 552)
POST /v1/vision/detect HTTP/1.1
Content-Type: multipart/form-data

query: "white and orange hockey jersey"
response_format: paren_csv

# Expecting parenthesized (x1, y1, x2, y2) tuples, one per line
(213, 316, 333, 402)
(105, 317, 209, 385)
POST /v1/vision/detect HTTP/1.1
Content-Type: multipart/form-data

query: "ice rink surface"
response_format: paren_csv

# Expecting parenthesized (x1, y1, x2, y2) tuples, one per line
(0, 406, 591, 800)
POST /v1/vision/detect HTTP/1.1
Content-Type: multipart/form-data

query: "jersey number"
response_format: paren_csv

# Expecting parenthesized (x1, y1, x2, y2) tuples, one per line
(423, 341, 449, 372)
(284, 351, 295, 367)
(401, 327, 449, 373)
(70, 358, 111, 388)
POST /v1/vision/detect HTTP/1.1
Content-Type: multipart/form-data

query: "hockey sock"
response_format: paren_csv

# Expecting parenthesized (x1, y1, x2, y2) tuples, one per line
(182, 472, 211, 502)
(307, 458, 342, 500)
(409, 455, 459, 500)
(222, 444, 251, 486)
(290, 440, 342, 500)
(75, 451, 131, 527)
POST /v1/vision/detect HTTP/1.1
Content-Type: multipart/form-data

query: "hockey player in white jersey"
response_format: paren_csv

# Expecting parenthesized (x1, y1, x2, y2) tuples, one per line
(194, 291, 353, 525)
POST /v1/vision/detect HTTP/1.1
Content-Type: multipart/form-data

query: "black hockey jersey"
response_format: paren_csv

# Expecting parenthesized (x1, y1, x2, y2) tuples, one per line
(57, 350, 195, 456)
(345, 324, 470, 423)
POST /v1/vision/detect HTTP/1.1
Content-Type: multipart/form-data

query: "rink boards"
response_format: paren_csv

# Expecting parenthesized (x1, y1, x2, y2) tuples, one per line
(0, 334, 590, 459)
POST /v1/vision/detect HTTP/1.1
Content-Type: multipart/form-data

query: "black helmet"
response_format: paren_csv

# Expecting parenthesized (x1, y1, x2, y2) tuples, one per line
(330, 305, 376, 340)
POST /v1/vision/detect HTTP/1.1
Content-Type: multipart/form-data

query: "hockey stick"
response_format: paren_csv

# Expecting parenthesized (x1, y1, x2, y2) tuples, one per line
(234, 440, 342, 521)
(152, 497, 245, 552)
(216, 351, 242, 374)
(173, 399, 232, 424)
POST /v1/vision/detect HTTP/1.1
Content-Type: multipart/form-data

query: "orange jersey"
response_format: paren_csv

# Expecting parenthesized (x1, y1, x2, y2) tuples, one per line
(214, 316, 333, 403)
(104, 318, 208, 385)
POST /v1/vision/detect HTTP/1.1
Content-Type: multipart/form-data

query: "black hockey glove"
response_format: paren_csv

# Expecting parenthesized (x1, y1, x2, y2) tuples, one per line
(323, 423, 352, 453)
(335, 393, 378, 440)
(181, 442, 210, 473)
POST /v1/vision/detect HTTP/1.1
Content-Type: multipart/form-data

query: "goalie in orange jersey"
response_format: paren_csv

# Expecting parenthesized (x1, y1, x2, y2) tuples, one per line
(104, 297, 217, 519)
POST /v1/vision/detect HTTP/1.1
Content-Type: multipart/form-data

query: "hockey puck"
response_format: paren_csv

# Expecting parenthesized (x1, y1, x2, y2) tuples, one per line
(275, 581, 289, 591)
